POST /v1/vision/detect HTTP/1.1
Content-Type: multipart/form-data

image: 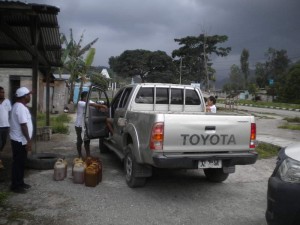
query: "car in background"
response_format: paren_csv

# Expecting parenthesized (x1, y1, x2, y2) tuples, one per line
(266, 143, 300, 225)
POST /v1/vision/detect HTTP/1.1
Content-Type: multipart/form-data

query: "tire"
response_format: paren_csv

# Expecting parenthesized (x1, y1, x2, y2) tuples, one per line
(124, 144, 146, 188)
(99, 138, 109, 154)
(204, 168, 229, 182)
(26, 153, 62, 170)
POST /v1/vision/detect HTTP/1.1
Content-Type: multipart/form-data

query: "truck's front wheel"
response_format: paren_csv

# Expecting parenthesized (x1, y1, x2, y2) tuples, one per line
(124, 145, 146, 188)
(204, 168, 229, 182)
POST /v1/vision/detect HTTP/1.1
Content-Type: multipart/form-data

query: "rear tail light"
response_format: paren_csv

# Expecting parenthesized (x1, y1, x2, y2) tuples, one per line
(150, 122, 164, 150)
(250, 123, 256, 149)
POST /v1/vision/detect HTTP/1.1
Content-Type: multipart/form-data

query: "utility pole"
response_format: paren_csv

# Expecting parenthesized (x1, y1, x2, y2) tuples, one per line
(203, 33, 210, 92)
(179, 57, 182, 84)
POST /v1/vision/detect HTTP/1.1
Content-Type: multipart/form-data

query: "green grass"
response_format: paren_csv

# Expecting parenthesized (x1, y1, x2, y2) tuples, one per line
(237, 100, 300, 110)
(8, 211, 34, 221)
(0, 191, 10, 205)
(278, 117, 300, 130)
(256, 142, 280, 159)
(37, 113, 71, 134)
(278, 123, 300, 130)
(284, 117, 300, 123)
(218, 99, 300, 109)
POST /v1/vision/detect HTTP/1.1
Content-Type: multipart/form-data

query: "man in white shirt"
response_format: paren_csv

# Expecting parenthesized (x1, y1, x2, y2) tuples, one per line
(75, 91, 109, 158)
(0, 86, 11, 169)
(9, 87, 33, 193)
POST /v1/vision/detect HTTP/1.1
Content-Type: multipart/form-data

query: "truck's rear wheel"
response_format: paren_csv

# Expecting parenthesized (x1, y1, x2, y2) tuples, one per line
(204, 168, 229, 182)
(124, 144, 146, 188)
(99, 138, 109, 154)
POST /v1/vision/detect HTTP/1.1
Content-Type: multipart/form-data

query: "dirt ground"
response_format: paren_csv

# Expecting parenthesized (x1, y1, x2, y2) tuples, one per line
(0, 113, 102, 224)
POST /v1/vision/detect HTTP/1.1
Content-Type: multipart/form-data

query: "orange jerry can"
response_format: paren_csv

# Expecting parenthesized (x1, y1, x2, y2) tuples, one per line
(85, 166, 98, 187)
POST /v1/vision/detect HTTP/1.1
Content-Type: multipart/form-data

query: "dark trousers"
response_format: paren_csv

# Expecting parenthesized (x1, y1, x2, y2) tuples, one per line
(75, 126, 90, 157)
(0, 127, 9, 151)
(11, 140, 27, 189)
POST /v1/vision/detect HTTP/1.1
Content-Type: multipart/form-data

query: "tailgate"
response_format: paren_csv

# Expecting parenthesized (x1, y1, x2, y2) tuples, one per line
(163, 114, 254, 153)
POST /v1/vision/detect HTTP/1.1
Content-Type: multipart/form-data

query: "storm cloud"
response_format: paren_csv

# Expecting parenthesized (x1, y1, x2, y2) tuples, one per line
(27, 0, 300, 78)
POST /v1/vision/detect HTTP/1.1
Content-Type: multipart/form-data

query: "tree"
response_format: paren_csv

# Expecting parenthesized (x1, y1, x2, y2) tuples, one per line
(223, 64, 243, 93)
(89, 72, 109, 90)
(248, 83, 259, 100)
(255, 62, 268, 88)
(265, 48, 290, 83)
(172, 34, 231, 89)
(61, 29, 98, 103)
(76, 48, 96, 103)
(253, 48, 291, 101)
(109, 50, 176, 83)
(279, 63, 300, 103)
(240, 48, 249, 89)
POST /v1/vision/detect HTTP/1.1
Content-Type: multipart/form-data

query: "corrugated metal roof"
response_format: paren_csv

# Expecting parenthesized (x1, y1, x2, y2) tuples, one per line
(0, 1, 62, 69)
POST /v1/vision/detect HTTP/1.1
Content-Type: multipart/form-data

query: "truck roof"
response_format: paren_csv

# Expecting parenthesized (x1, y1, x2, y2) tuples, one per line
(127, 83, 201, 89)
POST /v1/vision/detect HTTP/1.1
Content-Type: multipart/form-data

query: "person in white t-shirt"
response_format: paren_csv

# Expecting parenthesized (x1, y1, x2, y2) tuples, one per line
(9, 87, 33, 193)
(206, 96, 217, 113)
(75, 91, 110, 158)
(0, 86, 11, 169)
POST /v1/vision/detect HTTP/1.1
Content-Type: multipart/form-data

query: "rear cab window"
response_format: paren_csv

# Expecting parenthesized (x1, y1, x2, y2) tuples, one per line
(135, 87, 201, 105)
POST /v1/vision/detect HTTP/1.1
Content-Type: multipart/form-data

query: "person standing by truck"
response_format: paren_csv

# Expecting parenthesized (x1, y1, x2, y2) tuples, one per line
(206, 95, 217, 113)
(0, 86, 12, 170)
(75, 91, 111, 158)
(9, 87, 33, 193)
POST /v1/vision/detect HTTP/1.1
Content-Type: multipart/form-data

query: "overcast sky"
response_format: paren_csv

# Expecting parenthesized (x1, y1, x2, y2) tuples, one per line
(27, 0, 300, 79)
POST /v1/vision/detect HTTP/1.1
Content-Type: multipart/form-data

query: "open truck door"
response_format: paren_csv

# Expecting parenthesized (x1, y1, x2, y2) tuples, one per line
(84, 85, 110, 139)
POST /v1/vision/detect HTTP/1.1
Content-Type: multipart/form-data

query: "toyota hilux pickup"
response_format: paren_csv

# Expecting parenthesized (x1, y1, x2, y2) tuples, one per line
(84, 83, 258, 188)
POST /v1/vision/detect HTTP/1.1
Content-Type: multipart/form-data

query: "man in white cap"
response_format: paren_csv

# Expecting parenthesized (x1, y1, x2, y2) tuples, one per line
(9, 87, 33, 193)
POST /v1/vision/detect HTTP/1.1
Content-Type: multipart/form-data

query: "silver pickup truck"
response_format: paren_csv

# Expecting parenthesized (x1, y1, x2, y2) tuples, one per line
(85, 83, 258, 188)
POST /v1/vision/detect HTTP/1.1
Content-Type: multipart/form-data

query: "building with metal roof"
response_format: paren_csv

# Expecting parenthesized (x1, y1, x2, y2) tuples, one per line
(0, 1, 62, 127)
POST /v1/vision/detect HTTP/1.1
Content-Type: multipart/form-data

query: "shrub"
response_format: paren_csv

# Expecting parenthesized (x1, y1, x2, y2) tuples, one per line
(37, 113, 71, 134)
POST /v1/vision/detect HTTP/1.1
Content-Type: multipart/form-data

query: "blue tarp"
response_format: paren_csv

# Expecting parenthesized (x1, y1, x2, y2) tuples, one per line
(73, 86, 89, 103)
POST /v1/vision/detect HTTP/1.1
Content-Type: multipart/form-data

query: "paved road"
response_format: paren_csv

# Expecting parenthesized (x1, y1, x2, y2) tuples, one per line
(218, 103, 300, 147)
(230, 104, 300, 117)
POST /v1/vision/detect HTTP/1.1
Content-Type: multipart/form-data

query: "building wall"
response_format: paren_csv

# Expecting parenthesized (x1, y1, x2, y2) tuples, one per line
(0, 68, 43, 109)
(51, 80, 68, 113)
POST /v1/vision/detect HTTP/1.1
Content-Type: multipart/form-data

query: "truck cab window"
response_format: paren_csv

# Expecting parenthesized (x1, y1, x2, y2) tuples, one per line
(111, 89, 123, 117)
(135, 87, 154, 104)
(156, 88, 168, 104)
(185, 89, 201, 105)
(119, 87, 132, 108)
(171, 88, 183, 105)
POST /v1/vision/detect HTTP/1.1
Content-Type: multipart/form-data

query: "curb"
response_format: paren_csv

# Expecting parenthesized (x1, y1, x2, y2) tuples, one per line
(237, 103, 300, 112)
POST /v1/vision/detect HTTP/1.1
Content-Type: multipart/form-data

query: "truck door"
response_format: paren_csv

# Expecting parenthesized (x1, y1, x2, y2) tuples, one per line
(84, 85, 110, 139)
(112, 87, 133, 148)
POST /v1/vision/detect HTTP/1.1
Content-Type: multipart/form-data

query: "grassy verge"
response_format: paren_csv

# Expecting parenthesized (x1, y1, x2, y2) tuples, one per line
(278, 123, 300, 130)
(278, 116, 300, 131)
(256, 142, 281, 159)
(37, 113, 72, 134)
(238, 100, 300, 109)
(0, 191, 10, 205)
(284, 117, 300, 123)
(218, 99, 300, 110)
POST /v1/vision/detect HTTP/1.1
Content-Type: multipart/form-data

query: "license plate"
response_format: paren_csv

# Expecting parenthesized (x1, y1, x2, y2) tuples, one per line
(198, 160, 222, 169)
